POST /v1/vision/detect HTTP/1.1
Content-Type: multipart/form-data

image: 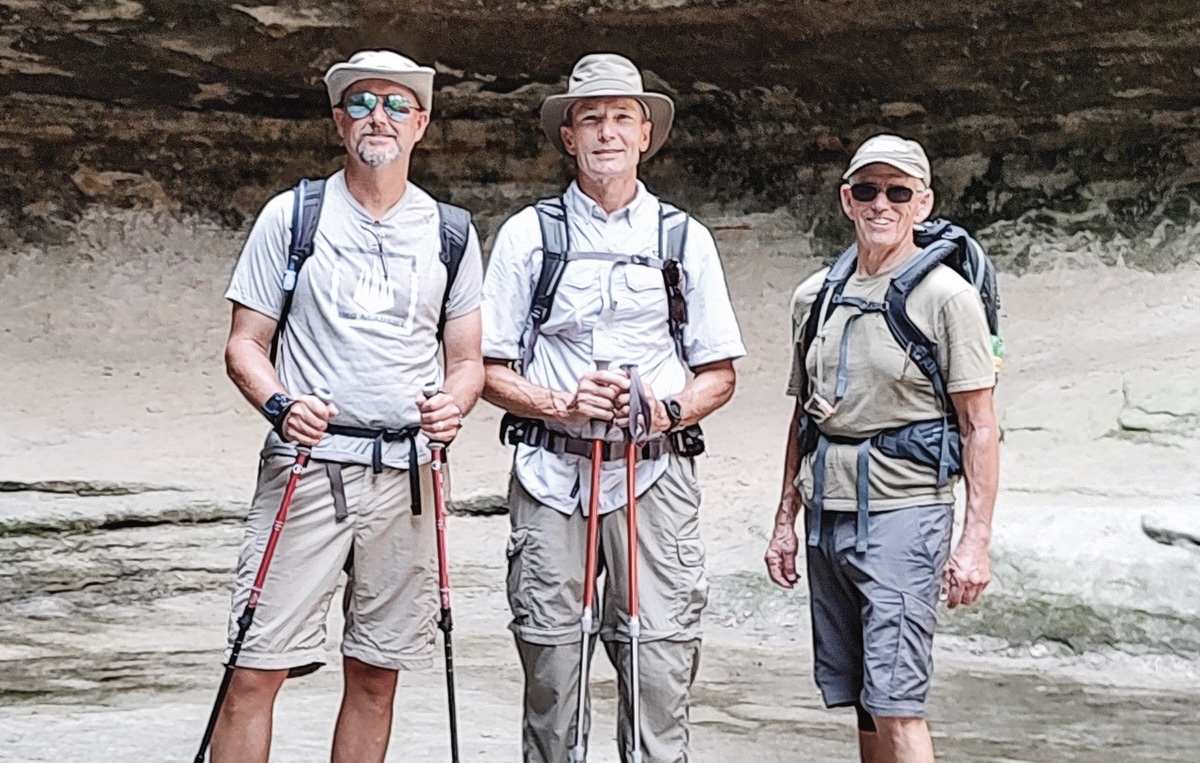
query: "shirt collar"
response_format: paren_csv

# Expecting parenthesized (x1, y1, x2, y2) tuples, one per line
(563, 180, 655, 229)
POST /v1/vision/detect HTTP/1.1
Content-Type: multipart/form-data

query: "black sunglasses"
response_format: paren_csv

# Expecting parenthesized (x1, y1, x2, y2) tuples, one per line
(340, 91, 420, 121)
(848, 183, 919, 204)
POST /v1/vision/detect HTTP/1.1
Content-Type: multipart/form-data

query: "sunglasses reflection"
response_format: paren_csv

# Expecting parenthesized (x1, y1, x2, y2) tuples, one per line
(341, 92, 419, 121)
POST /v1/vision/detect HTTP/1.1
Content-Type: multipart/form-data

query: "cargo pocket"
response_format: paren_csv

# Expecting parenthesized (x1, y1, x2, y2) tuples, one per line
(887, 593, 938, 702)
(506, 528, 531, 626)
(673, 537, 709, 633)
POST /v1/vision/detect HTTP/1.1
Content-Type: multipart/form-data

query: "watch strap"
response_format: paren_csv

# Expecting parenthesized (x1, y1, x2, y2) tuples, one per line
(664, 397, 683, 432)
(261, 393, 296, 437)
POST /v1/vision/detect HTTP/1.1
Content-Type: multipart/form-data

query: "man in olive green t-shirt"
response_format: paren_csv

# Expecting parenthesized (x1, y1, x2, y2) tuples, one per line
(764, 134, 1000, 763)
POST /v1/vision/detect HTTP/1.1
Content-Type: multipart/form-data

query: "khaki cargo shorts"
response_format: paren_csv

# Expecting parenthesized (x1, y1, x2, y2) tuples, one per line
(225, 455, 437, 673)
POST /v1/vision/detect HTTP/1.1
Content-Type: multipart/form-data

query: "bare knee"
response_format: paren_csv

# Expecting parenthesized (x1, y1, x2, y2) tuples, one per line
(224, 668, 288, 713)
(343, 657, 399, 709)
(873, 716, 930, 748)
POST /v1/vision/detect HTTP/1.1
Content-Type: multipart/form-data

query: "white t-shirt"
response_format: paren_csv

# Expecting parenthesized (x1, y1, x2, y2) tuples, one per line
(482, 181, 746, 515)
(226, 171, 483, 468)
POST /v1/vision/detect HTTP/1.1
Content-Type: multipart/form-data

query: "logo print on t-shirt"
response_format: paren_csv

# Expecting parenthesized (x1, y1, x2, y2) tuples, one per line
(330, 247, 419, 333)
(353, 259, 395, 314)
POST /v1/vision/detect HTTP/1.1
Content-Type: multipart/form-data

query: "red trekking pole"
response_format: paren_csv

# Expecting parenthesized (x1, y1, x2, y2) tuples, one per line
(621, 364, 652, 763)
(571, 361, 609, 763)
(424, 386, 461, 763)
(193, 387, 333, 763)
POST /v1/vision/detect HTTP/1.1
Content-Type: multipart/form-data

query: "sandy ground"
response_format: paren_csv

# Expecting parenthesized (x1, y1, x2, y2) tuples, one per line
(3, 208, 1200, 761)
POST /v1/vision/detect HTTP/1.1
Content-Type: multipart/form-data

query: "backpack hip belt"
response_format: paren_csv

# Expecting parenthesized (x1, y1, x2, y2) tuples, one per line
(324, 423, 426, 515)
(801, 417, 962, 554)
(499, 413, 705, 461)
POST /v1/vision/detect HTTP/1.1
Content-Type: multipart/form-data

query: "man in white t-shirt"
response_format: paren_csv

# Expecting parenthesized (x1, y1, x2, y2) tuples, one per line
(481, 53, 745, 763)
(214, 50, 483, 763)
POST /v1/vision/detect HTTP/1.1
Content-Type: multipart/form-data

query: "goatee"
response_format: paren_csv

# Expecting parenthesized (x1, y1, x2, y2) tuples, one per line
(356, 139, 401, 168)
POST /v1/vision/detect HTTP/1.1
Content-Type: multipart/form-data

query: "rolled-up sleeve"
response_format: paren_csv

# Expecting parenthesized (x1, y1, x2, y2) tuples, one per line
(679, 219, 746, 367)
(481, 207, 539, 361)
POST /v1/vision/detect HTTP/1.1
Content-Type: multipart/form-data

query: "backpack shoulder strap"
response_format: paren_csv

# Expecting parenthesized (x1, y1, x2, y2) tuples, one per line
(882, 239, 959, 410)
(521, 198, 570, 371)
(270, 177, 326, 366)
(796, 246, 858, 403)
(801, 246, 858, 353)
(435, 201, 472, 344)
(659, 202, 691, 362)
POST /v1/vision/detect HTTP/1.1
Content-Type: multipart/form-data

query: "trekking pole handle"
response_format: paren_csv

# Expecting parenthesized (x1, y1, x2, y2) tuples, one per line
(297, 387, 334, 454)
(422, 385, 447, 451)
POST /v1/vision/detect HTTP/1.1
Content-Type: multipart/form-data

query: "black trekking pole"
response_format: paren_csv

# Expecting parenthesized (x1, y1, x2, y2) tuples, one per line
(423, 386, 461, 763)
(193, 387, 333, 763)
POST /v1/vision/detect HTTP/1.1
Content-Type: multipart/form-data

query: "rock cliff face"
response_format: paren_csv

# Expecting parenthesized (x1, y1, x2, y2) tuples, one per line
(3, 1, 1199, 265)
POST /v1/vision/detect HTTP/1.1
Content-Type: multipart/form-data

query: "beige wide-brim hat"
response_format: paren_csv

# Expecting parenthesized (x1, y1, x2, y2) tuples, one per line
(324, 50, 436, 112)
(540, 53, 675, 161)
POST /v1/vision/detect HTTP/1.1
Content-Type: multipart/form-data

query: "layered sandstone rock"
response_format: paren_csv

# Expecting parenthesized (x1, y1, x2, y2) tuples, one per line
(2, 1, 1199, 266)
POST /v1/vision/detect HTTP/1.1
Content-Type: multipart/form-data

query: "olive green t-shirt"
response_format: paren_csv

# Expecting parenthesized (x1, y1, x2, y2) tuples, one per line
(787, 259, 995, 511)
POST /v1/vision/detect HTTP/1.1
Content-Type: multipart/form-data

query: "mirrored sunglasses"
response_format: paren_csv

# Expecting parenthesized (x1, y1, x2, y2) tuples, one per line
(849, 183, 917, 204)
(341, 91, 419, 121)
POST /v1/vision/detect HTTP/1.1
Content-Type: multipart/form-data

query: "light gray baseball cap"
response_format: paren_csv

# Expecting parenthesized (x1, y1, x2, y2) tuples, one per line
(324, 50, 436, 112)
(843, 134, 932, 186)
(540, 53, 675, 161)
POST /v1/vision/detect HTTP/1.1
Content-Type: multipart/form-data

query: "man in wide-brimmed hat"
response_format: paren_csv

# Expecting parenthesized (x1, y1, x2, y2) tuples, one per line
(480, 53, 746, 762)
(212, 49, 484, 763)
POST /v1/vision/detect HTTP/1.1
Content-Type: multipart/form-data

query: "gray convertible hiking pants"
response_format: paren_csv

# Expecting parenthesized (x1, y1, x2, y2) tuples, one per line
(505, 455, 707, 763)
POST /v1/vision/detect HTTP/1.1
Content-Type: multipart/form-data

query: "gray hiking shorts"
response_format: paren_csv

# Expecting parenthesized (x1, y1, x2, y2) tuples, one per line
(804, 503, 953, 718)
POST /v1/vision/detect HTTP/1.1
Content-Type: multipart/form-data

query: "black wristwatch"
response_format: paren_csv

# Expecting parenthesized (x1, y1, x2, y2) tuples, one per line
(663, 397, 683, 432)
(261, 392, 296, 436)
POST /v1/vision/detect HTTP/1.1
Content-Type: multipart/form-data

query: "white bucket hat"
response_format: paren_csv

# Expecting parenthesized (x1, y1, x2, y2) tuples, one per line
(540, 53, 675, 161)
(323, 50, 436, 112)
(843, 134, 933, 186)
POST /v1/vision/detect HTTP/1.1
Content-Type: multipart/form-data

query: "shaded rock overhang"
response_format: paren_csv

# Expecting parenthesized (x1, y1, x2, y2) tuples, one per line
(2, 0, 1198, 244)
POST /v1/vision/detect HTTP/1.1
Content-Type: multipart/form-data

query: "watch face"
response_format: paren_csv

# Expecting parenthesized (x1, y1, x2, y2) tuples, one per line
(264, 393, 292, 420)
(667, 399, 682, 425)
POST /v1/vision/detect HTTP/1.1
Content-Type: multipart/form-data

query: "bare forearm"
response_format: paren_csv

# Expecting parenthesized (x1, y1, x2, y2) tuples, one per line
(953, 388, 1000, 547)
(443, 356, 484, 417)
(225, 335, 284, 410)
(670, 361, 736, 429)
(960, 421, 999, 545)
(482, 360, 571, 420)
(775, 401, 804, 527)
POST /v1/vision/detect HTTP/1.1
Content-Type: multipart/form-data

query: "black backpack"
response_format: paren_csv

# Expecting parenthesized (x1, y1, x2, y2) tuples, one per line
(800, 218, 1001, 418)
(518, 196, 691, 370)
(269, 178, 472, 364)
